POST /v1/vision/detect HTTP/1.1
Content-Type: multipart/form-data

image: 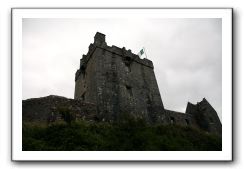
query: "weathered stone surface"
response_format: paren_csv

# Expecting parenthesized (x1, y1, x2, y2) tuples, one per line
(22, 95, 97, 122)
(164, 109, 198, 127)
(74, 32, 165, 122)
(186, 98, 222, 135)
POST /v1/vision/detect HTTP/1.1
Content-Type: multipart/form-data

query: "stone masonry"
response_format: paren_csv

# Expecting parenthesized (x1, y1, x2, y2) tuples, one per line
(75, 32, 165, 123)
(23, 95, 97, 123)
(74, 32, 222, 135)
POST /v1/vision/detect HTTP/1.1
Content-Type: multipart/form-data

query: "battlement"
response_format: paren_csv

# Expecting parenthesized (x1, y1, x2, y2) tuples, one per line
(94, 32, 106, 46)
(76, 32, 153, 77)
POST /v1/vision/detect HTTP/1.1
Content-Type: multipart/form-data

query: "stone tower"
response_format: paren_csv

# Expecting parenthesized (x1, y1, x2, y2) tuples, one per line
(185, 98, 222, 135)
(74, 32, 165, 122)
(73, 32, 221, 136)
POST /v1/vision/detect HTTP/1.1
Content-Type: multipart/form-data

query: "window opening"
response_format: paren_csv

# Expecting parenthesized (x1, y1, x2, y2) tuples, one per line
(126, 85, 133, 97)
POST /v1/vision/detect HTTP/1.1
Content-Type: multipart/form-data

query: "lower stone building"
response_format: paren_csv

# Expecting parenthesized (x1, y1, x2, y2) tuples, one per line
(22, 95, 97, 123)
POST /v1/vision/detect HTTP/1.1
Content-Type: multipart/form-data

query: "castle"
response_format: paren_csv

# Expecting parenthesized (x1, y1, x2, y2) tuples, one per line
(22, 32, 222, 136)
(74, 32, 222, 135)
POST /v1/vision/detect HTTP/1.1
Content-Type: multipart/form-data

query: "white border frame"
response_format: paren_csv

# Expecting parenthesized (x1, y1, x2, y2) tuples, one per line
(12, 8, 232, 161)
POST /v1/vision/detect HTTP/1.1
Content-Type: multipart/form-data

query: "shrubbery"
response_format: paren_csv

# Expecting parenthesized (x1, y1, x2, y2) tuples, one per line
(22, 118, 222, 151)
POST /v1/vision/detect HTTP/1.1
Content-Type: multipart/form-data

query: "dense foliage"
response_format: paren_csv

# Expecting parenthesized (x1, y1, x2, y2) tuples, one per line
(22, 117, 222, 151)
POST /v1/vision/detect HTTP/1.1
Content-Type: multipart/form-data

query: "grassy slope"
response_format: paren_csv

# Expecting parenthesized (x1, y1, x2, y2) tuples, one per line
(23, 119, 222, 151)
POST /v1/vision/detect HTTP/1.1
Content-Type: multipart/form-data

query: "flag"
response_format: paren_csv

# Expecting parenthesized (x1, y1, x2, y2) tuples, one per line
(139, 49, 144, 55)
(138, 48, 144, 57)
(138, 47, 147, 58)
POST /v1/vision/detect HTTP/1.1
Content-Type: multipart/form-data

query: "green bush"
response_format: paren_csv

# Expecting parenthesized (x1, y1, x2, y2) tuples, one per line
(22, 119, 222, 151)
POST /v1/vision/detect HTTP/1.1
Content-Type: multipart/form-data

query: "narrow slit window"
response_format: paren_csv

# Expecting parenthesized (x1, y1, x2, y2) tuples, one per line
(126, 85, 133, 97)
(81, 70, 86, 79)
(146, 95, 152, 104)
(81, 92, 86, 101)
(125, 64, 131, 72)
(124, 57, 131, 72)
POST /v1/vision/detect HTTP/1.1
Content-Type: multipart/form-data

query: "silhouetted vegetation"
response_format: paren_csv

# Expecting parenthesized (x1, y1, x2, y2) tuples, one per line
(22, 118, 222, 151)
(58, 107, 76, 125)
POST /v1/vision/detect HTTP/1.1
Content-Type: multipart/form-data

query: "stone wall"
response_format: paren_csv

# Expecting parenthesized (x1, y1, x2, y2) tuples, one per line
(163, 98, 222, 136)
(22, 95, 222, 135)
(23, 95, 97, 123)
(164, 109, 198, 128)
(186, 98, 222, 135)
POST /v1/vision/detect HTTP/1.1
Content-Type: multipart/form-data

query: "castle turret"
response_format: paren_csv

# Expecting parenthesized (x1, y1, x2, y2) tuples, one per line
(94, 32, 106, 46)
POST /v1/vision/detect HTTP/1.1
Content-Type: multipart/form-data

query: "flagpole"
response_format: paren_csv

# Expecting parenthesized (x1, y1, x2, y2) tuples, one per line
(143, 47, 148, 59)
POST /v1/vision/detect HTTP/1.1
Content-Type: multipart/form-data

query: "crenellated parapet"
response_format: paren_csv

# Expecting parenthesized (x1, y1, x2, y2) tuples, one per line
(75, 32, 154, 82)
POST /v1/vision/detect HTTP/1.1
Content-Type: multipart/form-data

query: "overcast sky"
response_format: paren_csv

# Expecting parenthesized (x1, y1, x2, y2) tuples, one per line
(22, 18, 222, 120)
